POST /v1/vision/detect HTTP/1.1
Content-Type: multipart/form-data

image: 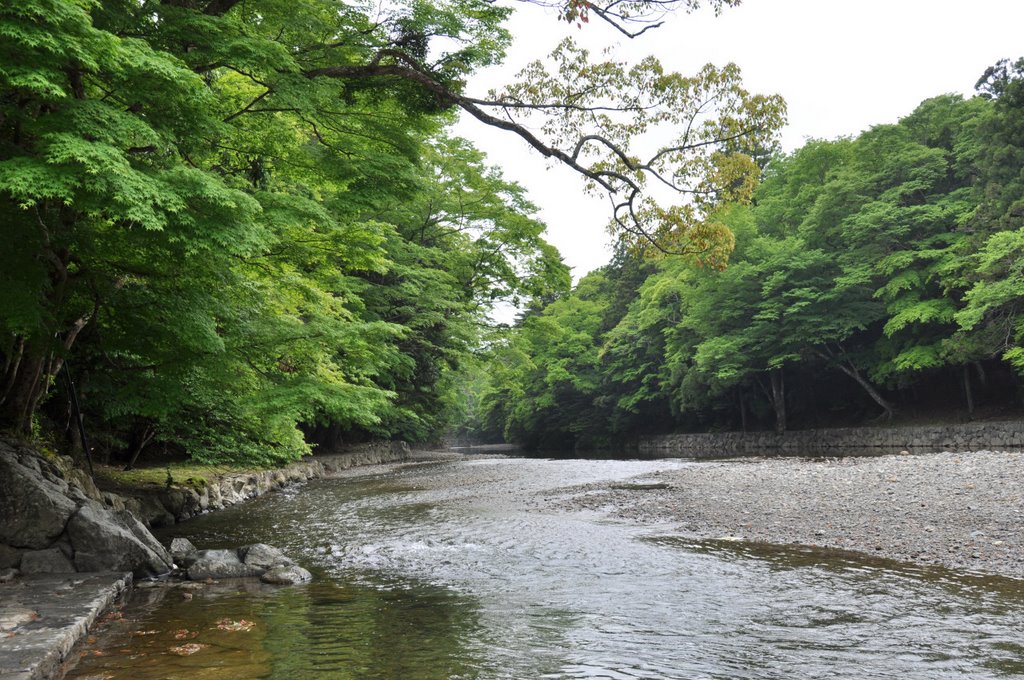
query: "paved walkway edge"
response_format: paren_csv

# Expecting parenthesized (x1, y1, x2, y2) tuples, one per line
(0, 572, 133, 680)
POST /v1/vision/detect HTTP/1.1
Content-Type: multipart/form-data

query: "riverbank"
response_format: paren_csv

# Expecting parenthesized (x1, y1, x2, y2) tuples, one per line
(554, 449, 1024, 579)
(0, 438, 413, 680)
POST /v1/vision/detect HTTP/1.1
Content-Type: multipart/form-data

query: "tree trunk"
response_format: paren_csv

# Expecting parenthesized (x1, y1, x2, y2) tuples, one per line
(814, 346, 895, 421)
(0, 352, 48, 434)
(973, 361, 987, 388)
(963, 364, 975, 419)
(769, 367, 786, 434)
(0, 314, 91, 434)
(738, 386, 748, 433)
(125, 424, 156, 471)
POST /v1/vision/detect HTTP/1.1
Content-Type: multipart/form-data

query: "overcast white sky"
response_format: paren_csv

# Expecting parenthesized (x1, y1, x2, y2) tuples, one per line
(453, 0, 1024, 281)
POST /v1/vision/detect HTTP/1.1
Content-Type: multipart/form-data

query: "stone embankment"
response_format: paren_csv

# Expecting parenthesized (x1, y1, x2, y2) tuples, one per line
(125, 440, 412, 528)
(0, 439, 411, 579)
(637, 420, 1024, 457)
(0, 437, 411, 679)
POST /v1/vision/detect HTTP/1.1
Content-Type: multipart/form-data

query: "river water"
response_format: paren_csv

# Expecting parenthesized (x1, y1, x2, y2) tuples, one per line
(64, 456, 1024, 679)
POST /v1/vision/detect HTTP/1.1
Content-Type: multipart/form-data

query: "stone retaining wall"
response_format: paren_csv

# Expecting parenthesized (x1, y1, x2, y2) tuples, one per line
(0, 439, 411, 579)
(124, 440, 412, 528)
(637, 420, 1024, 458)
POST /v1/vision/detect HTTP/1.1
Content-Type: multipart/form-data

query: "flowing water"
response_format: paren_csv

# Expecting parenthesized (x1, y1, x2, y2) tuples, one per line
(63, 456, 1024, 679)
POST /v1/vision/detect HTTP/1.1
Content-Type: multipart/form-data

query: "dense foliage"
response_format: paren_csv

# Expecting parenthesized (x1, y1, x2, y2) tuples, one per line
(0, 0, 566, 463)
(474, 66, 1024, 449)
(2, 0, 786, 464)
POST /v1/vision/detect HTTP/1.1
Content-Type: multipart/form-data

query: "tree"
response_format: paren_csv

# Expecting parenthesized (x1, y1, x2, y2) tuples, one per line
(1, 0, 783, 450)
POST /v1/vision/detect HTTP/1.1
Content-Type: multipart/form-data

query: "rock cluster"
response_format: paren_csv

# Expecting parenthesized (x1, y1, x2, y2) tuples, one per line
(0, 436, 409, 581)
(125, 462, 326, 528)
(169, 538, 312, 585)
(0, 441, 172, 578)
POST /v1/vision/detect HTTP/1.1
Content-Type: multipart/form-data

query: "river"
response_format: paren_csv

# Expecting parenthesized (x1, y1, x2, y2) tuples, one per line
(63, 455, 1024, 678)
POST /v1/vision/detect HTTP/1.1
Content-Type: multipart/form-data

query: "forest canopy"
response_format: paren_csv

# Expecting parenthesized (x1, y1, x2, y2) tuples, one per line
(469, 61, 1024, 450)
(0, 0, 782, 463)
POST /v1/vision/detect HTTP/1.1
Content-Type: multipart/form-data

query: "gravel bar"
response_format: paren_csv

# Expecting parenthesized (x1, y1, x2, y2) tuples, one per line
(556, 450, 1024, 580)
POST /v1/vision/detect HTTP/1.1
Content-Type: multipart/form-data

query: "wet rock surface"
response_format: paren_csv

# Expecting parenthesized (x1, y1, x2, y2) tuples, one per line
(238, 543, 292, 571)
(259, 564, 312, 585)
(0, 572, 131, 680)
(171, 541, 305, 583)
(554, 450, 1024, 579)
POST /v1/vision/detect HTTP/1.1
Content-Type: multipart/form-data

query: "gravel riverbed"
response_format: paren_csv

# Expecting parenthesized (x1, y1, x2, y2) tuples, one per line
(553, 450, 1024, 580)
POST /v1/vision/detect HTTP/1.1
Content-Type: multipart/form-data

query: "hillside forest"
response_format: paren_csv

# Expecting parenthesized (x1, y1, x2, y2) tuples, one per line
(1, 0, 1022, 463)
(469, 60, 1024, 450)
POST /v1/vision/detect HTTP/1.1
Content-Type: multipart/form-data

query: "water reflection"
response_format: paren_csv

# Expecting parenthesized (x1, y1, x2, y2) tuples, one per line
(65, 578, 489, 679)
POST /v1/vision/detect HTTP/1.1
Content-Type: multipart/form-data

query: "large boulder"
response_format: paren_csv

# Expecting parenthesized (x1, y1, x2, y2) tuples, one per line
(0, 544, 24, 570)
(187, 549, 263, 580)
(169, 537, 199, 567)
(0, 445, 78, 549)
(20, 547, 75, 574)
(132, 494, 176, 529)
(67, 502, 172, 577)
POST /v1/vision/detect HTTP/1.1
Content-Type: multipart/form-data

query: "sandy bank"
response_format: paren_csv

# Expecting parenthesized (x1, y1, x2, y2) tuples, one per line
(556, 450, 1024, 580)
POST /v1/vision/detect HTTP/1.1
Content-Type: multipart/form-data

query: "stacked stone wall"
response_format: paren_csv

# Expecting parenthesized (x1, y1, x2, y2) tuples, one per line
(636, 421, 1024, 458)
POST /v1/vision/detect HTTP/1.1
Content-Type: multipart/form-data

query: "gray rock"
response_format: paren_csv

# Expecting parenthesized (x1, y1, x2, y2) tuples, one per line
(0, 544, 23, 569)
(133, 494, 176, 528)
(0, 568, 18, 583)
(239, 543, 292, 570)
(0, 445, 79, 549)
(170, 537, 198, 565)
(67, 502, 172, 577)
(20, 547, 75, 574)
(68, 468, 104, 503)
(187, 549, 263, 580)
(0, 606, 37, 632)
(260, 564, 312, 585)
(102, 491, 126, 513)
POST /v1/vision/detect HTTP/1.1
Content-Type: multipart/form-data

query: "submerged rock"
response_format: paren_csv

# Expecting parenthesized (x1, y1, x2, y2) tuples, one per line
(260, 564, 312, 585)
(239, 543, 293, 570)
(186, 549, 263, 580)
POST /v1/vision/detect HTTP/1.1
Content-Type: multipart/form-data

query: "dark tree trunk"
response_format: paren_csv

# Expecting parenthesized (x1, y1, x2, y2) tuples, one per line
(0, 317, 91, 435)
(974, 361, 988, 388)
(0, 352, 47, 434)
(814, 345, 895, 421)
(125, 424, 156, 471)
(963, 364, 975, 419)
(738, 386, 748, 433)
(770, 368, 786, 434)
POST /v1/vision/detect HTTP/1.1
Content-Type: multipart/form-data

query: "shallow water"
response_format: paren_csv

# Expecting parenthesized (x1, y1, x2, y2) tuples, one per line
(64, 457, 1024, 679)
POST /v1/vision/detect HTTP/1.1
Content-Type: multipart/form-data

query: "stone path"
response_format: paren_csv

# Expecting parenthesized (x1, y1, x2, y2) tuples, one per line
(0, 572, 131, 680)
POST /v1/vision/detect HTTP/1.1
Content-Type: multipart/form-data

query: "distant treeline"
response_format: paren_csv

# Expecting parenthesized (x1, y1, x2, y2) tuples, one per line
(471, 61, 1024, 450)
